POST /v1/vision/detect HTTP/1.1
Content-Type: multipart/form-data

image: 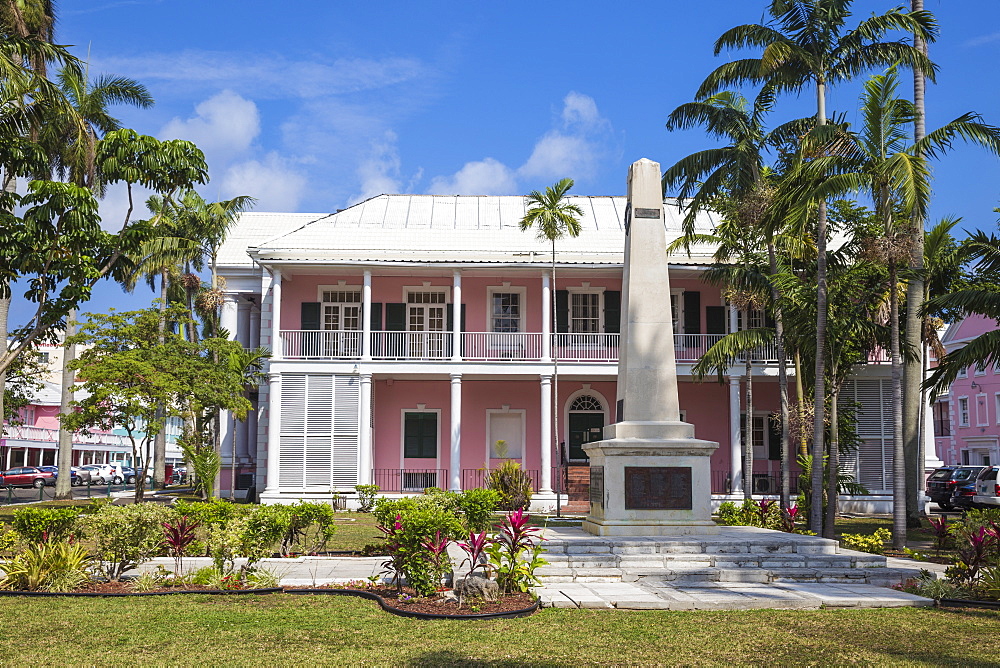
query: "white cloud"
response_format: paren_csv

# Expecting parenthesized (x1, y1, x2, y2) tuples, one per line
(426, 91, 612, 194)
(96, 182, 154, 232)
(350, 131, 404, 204)
(220, 153, 306, 212)
(427, 158, 517, 195)
(964, 31, 1000, 48)
(160, 90, 260, 164)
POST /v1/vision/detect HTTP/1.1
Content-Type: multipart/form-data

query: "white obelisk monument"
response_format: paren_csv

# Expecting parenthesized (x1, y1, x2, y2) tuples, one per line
(582, 158, 719, 536)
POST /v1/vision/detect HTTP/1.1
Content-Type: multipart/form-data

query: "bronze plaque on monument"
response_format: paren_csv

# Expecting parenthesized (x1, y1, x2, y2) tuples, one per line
(624, 466, 692, 510)
(590, 466, 604, 505)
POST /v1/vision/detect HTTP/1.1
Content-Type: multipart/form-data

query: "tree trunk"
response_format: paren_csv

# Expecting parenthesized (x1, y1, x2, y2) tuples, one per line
(54, 310, 77, 500)
(152, 270, 168, 490)
(795, 351, 807, 458)
(0, 292, 8, 468)
(768, 243, 792, 510)
(824, 380, 840, 539)
(903, 0, 928, 529)
(810, 79, 830, 536)
(891, 263, 906, 549)
(743, 347, 754, 501)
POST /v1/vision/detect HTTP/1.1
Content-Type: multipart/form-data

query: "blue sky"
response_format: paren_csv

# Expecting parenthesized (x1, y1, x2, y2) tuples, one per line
(17, 0, 1000, 323)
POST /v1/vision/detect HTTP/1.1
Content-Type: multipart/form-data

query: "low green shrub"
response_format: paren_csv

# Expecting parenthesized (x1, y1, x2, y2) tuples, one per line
(173, 498, 242, 528)
(374, 496, 464, 596)
(840, 528, 890, 555)
(486, 461, 532, 511)
(12, 506, 82, 543)
(0, 541, 91, 592)
(456, 488, 500, 532)
(355, 484, 379, 512)
(78, 502, 177, 580)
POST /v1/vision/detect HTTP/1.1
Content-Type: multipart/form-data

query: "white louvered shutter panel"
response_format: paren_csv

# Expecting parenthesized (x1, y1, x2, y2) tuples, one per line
(843, 379, 893, 492)
(304, 376, 335, 488)
(332, 375, 360, 487)
(279, 375, 307, 487)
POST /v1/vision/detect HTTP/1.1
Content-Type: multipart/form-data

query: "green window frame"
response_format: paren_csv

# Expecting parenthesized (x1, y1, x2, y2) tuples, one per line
(404, 412, 438, 459)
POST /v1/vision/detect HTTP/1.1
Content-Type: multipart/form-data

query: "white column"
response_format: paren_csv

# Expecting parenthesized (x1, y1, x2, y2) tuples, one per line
(271, 269, 283, 360)
(728, 303, 738, 334)
(235, 297, 252, 459)
(539, 374, 553, 493)
(237, 299, 251, 346)
(729, 377, 743, 493)
(359, 373, 373, 485)
(219, 296, 240, 464)
(264, 373, 282, 493)
(541, 273, 552, 362)
(362, 270, 372, 361)
(450, 373, 462, 491)
(452, 271, 462, 362)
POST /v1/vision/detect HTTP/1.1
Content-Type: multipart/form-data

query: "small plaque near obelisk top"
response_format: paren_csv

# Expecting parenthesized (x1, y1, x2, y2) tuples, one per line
(582, 158, 719, 536)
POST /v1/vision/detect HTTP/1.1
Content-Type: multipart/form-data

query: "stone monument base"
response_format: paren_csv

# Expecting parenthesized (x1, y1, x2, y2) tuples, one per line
(582, 420, 720, 536)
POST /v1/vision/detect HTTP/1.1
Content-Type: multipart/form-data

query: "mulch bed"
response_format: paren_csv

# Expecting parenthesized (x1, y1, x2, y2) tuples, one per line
(287, 584, 536, 617)
(75, 581, 238, 594)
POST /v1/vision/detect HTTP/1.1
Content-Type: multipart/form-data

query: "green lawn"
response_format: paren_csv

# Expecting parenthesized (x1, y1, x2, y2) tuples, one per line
(0, 595, 993, 666)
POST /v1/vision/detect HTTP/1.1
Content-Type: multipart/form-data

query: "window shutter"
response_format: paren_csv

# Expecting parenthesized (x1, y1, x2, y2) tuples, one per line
(370, 303, 382, 331)
(301, 302, 321, 330)
(683, 291, 701, 334)
(603, 291, 621, 334)
(705, 306, 726, 335)
(555, 290, 569, 333)
(768, 414, 782, 461)
(385, 303, 406, 331)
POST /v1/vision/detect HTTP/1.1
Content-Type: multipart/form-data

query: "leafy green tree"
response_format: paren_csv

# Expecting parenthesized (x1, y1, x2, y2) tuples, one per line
(519, 178, 583, 476)
(698, 0, 936, 533)
(62, 306, 251, 502)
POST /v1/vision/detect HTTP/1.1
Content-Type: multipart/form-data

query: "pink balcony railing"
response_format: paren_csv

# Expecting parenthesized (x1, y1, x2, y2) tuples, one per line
(461, 332, 543, 361)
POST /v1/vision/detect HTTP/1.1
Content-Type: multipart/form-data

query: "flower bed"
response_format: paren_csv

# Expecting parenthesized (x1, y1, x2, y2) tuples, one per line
(286, 585, 538, 619)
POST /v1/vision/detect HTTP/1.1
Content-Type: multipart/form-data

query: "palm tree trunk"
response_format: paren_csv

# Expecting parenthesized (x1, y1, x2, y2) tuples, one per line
(743, 343, 754, 501)
(891, 263, 906, 549)
(795, 351, 807, 457)
(810, 78, 830, 536)
(153, 270, 169, 490)
(903, 0, 929, 529)
(551, 239, 560, 479)
(768, 244, 792, 510)
(0, 291, 9, 469)
(54, 309, 76, 500)
(824, 377, 840, 539)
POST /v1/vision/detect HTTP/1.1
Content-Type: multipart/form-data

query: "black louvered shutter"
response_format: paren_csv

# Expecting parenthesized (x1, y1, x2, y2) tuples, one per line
(603, 291, 621, 334)
(301, 302, 321, 330)
(370, 303, 383, 331)
(683, 291, 701, 334)
(768, 415, 782, 460)
(385, 303, 406, 331)
(555, 290, 569, 333)
(705, 306, 726, 335)
(445, 305, 467, 355)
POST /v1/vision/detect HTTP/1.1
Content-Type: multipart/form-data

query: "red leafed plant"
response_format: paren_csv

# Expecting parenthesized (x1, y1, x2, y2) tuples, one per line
(421, 530, 451, 592)
(163, 515, 200, 576)
(457, 530, 491, 579)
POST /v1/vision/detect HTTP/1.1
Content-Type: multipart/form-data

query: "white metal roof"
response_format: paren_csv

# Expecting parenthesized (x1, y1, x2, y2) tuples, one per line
(218, 195, 723, 268)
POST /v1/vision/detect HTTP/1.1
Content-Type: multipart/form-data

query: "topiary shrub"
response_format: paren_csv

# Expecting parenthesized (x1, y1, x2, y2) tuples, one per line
(12, 506, 82, 543)
(486, 461, 532, 511)
(78, 502, 177, 580)
(456, 488, 500, 532)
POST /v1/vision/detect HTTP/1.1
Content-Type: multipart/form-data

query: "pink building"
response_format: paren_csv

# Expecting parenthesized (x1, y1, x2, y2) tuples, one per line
(933, 314, 1000, 467)
(216, 194, 905, 510)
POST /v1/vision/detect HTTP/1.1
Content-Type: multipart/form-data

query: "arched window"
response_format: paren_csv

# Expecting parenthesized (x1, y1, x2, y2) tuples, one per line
(569, 395, 603, 412)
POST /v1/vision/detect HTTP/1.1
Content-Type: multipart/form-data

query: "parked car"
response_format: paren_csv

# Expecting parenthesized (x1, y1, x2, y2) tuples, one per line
(37, 465, 90, 487)
(81, 463, 125, 484)
(0, 466, 56, 488)
(926, 466, 985, 510)
(951, 479, 980, 511)
(973, 466, 1000, 508)
(121, 466, 153, 485)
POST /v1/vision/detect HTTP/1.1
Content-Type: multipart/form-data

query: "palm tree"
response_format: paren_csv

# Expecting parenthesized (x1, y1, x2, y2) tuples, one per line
(698, 0, 936, 533)
(903, 0, 930, 531)
(663, 89, 807, 508)
(39, 64, 153, 500)
(797, 68, 1000, 544)
(925, 225, 1000, 392)
(519, 178, 583, 498)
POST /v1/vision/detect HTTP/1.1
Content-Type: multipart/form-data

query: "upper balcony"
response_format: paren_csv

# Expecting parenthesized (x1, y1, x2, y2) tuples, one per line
(279, 330, 788, 364)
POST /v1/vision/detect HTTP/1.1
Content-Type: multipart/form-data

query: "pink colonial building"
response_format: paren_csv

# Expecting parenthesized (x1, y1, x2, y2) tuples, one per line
(933, 313, 1000, 467)
(216, 194, 904, 510)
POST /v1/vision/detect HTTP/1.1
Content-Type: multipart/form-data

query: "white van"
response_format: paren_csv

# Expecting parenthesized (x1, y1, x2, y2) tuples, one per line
(973, 466, 1000, 508)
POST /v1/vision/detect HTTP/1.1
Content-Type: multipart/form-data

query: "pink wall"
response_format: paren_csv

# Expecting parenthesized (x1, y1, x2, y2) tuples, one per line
(941, 314, 1000, 465)
(279, 270, 707, 332)
(369, 376, 787, 476)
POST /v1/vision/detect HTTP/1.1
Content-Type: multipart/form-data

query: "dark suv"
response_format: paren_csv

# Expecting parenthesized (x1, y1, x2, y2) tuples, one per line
(926, 466, 985, 510)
